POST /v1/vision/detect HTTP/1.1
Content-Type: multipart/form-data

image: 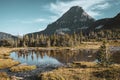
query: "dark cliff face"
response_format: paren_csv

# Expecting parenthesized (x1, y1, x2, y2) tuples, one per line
(89, 13, 120, 31)
(105, 13, 120, 29)
(27, 6, 95, 36)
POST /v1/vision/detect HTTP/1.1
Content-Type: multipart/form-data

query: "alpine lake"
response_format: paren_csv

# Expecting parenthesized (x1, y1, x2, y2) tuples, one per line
(10, 47, 120, 67)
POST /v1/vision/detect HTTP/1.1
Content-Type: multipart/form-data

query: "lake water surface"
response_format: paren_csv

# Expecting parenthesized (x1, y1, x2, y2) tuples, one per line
(10, 47, 120, 66)
(10, 49, 97, 66)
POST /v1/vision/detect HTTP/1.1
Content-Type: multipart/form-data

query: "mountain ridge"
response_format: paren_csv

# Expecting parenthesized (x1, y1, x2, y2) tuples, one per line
(88, 12, 120, 31)
(0, 32, 18, 40)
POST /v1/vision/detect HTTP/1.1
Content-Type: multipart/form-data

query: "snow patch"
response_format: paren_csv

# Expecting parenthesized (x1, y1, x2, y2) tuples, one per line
(82, 12, 88, 16)
(56, 28, 70, 32)
(78, 26, 88, 30)
(82, 12, 93, 19)
(95, 25, 103, 29)
(55, 28, 71, 35)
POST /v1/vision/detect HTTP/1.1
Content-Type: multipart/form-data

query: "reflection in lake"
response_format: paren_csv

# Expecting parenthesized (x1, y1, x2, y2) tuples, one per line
(10, 49, 97, 66)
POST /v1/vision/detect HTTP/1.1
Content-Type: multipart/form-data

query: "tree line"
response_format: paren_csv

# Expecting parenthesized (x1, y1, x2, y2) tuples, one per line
(0, 29, 120, 47)
(15, 33, 83, 47)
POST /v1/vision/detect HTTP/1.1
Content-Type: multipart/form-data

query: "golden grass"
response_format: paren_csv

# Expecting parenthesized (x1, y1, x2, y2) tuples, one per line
(38, 61, 120, 80)
(93, 67, 120, 80)
(39, 65, 120, 80)
(10, 65, 36, 72)
(0, 55, 4, 59)
(0, 47, 12, 55)
(0, 72, 10, 80)
(72, 61, 97, 68)
(110, 64, 120, 68)
(39, 67, 97, 80)
(109, 40, 120, 46)
(0, 59, 20, 69)
(0, 47, 20, 69)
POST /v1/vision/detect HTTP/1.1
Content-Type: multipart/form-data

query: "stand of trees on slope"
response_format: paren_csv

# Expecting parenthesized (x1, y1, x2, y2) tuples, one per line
(0, 29, 120, 47)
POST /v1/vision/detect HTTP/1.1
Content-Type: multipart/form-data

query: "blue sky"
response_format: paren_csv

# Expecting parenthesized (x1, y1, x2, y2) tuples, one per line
(0, 0, 120, 35)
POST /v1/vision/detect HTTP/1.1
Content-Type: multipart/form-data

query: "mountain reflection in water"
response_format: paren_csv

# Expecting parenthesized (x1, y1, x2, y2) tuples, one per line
(10, 49, 97, 66)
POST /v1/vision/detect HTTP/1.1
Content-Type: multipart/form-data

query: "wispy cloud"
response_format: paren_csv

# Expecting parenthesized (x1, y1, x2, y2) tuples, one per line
(21, 18, 46, 24)
(91, 3, 110, 10)
(34, 18, 46, 22)
(46, 0, 111, 20)
(10, 18, 46, 24)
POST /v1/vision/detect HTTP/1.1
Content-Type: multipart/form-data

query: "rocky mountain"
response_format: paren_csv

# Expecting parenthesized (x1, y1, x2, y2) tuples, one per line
(0, 32, 17, 40)
(27, 6, 95, 36)
(89, 13, 120, 31)
(26, 6, 120, 37)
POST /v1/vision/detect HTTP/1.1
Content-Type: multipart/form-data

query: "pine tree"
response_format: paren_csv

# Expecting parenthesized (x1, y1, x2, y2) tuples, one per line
(96, 41, 112, 67)
(23, 35, 29, 47)
(35, 34, 39, 47)
(46, 38, 51, 47)
(80, 29, 83, 44)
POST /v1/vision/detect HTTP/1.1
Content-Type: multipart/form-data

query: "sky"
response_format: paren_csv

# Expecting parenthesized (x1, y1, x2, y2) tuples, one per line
(0, 0, 120, 35)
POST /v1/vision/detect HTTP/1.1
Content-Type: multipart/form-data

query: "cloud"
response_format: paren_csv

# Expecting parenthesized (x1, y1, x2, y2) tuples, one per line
(91, 3, 110, 10)
(34, 18, 46, 22)
(46, 0, 111, 19)
(114, 1, 120, 5)
(48, 15, 59, 22)
(21, 18, 46, 24)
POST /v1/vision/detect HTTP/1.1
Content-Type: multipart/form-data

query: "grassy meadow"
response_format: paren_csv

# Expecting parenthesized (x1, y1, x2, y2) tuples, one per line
(0, 41, 120, 80)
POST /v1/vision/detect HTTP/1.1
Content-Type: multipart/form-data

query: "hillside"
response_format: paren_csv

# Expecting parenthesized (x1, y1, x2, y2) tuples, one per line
(89, 13, 120, 31)
(0, 32, 17, 40)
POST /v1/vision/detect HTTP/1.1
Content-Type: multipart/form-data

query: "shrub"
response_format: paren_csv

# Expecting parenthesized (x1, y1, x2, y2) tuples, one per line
(93, 68, 120, 80)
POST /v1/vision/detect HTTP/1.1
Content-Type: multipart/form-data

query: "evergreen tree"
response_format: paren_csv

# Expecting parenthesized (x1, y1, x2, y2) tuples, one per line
(80, 29, 83, 44)
(46, 38, 51, 47)
(96, 41, 112, 67)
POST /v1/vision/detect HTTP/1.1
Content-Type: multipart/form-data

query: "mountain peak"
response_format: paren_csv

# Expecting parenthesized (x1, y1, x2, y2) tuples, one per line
(70, 6, 83, 12)
(71, 6, 82, 8)
(27, 6, 95, 35)
(58, 6, 94, 21)
(43, 6, 95, 34)
(68, 6, 84, 14)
